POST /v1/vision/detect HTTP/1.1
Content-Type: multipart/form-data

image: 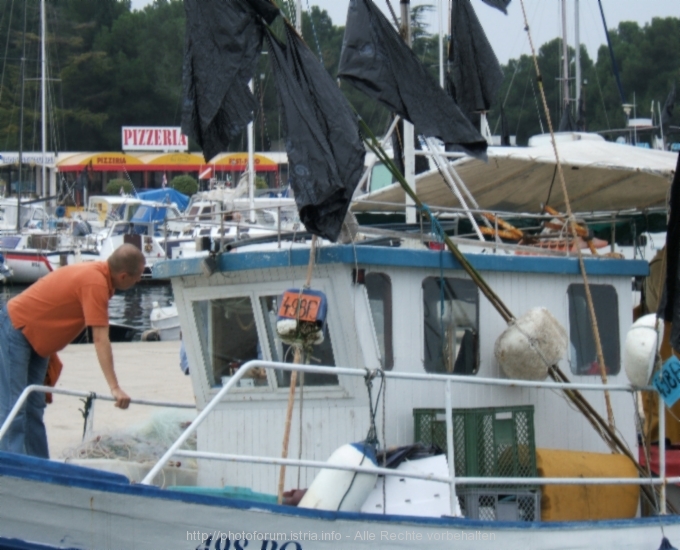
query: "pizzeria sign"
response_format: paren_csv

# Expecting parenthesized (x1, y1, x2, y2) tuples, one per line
(122, 126, 188, 152)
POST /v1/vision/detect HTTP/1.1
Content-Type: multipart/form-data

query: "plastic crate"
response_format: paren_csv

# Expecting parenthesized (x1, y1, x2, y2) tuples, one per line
(457, 488, 540, 522)
(413, 406, 536, 485)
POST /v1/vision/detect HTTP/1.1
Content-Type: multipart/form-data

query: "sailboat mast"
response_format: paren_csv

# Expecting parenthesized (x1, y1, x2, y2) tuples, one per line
(560, 0, 569, 112)
(438, 0, 444, 87)
(248, 79, 255, 222)
(40, 0, 46, 199)
(16, 0, 28, 232)
(401, 0, 416, 224)
(574, 0, 581, 109)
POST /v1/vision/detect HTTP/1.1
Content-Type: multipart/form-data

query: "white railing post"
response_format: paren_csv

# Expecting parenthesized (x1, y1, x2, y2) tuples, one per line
(660, 394, 667, 514)
(445, 379, 462, 516)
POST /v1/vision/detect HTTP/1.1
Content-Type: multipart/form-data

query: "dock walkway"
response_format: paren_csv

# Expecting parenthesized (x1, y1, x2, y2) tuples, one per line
(44, 341, 196, 458)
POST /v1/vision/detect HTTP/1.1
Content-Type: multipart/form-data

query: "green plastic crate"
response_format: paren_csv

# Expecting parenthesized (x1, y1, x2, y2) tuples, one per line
(413, 405, 536, 486)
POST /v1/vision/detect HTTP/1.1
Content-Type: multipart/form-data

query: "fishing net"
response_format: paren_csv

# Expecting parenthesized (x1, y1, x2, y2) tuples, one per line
(63, 409, 198, 467)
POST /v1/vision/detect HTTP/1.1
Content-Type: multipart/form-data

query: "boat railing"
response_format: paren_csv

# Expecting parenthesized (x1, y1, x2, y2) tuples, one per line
(0, 384, 195, 447)
(140, 360, 673, 514)
(162, 204, 300, 252)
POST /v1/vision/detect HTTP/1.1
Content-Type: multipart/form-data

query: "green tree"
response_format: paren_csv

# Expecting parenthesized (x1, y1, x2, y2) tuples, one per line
(105, 177, 133, 195)
(170, 174, 197, 196)
(0, 1, 676, 157)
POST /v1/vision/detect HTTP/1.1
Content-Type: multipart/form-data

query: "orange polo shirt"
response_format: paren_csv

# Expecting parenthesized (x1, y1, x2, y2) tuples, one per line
(7, 262, 114, 358)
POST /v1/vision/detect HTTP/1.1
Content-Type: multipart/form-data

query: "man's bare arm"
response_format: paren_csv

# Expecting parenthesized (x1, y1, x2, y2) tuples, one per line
(91, 326, 131, 409)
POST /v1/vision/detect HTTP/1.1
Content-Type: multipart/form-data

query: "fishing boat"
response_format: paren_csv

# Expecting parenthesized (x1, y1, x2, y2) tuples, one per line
(2, 227, 680, 549)
(2, 0, 680, 547)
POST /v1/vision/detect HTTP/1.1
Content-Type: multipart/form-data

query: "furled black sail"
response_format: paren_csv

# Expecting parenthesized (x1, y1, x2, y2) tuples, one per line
(266, 26, 366, 242)
(662, 84, 676, 128)
(181, 0, 279, 162)
(558, 107, 576, 132)
(500, 106, 510, 146)
(337, 0, 487, 159)
(662, 152, 680, 352)
(447, 0, 504, 125)
(576, 96, 586, 131)
(479, 0, 511, 14)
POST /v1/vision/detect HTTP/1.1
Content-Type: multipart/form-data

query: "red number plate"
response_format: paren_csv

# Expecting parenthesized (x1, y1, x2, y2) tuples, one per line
(278, 291, 322, 323)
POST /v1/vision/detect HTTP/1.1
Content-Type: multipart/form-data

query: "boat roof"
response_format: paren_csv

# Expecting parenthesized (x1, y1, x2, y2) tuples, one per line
(88, 195, 142, 207)
(352, 139, 678, 214)
(130, 203, 180, 224)
(153, 244, 649, 279)
(136, 188, 189, 211)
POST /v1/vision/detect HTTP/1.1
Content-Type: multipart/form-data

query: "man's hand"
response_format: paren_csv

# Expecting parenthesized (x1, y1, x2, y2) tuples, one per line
(111, 386, 131, 409)
(91, 326, 131, 410)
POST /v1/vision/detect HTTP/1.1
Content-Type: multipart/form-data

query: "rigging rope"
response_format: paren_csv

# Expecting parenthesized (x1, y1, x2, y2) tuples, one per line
(518, 0, 615, 432)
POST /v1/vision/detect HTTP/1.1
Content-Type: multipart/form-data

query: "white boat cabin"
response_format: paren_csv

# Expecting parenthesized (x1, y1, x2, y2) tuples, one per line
(155, 241, 647, 494)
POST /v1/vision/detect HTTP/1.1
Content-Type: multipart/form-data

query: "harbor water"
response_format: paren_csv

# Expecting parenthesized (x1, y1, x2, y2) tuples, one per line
(0, 282, 174, 335)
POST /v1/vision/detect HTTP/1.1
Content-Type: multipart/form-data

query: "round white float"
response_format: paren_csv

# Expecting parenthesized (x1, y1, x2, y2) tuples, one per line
(494, 307, 568, 381)
(623, 313, 662, 387)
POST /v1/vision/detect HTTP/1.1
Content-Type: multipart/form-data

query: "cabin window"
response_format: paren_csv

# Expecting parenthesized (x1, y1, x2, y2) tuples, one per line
(200, 206, 213, 220)
(365, 273, 394, 370)
(370, 163, 394, 192)
(260, 295, 338, 387)
(192, 297, 269, 388)
(422, 277, 479, 375)
(568, 284, 620, 375)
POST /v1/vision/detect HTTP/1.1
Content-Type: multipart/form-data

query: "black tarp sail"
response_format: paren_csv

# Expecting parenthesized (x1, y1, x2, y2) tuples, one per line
(181, 0, 279, 162)
(338, 0, 487, 159)
(479, 0, 511, 14)
(662, 152, 680, 351)
(266, 26, 366, 242)
(447, 0, 504, 125)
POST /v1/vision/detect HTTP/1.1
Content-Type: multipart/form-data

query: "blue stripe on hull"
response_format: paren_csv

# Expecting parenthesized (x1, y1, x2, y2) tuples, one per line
(1, 451, 679, 531)
(0, 538, 80, 550)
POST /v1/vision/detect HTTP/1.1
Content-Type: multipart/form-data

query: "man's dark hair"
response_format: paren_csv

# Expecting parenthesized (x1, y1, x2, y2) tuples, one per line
(108, 244, 145, 275)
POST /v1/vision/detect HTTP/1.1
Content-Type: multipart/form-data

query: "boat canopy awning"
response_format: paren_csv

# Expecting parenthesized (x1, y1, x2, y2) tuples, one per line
(57, 152, 146, 172)
(136, 152, 207, 172)
(352, 139, 678, 214)
(207, 152, 279, 172)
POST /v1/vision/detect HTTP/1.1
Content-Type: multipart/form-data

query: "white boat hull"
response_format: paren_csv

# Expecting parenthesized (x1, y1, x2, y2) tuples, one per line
(150, 304, 180, 341)
(1, 455, 680, 550)
(3, 250, 99, 284)
(4, 250, 63, 284)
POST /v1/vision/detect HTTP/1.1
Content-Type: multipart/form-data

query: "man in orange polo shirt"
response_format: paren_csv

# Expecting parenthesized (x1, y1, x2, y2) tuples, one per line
(0, 243, 145, 457)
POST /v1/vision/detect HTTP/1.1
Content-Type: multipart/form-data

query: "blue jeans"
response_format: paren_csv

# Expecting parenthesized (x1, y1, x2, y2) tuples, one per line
(0, 305, 49, 457)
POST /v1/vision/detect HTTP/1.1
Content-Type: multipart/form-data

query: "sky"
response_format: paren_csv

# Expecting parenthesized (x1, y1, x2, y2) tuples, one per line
(130, 0, 679, 65)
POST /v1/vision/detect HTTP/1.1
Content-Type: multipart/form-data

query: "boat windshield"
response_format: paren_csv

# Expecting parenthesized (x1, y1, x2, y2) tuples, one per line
(422, 277, 479, 375)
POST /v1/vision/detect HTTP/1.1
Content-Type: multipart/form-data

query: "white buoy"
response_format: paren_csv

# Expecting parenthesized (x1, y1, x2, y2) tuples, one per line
(624, 313, 662, 387)
(298, 442, 378, 512)
(494, 307, 568, 381)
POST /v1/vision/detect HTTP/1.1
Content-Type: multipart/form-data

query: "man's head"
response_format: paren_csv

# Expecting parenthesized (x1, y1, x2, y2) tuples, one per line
(108, 244, 146, 290)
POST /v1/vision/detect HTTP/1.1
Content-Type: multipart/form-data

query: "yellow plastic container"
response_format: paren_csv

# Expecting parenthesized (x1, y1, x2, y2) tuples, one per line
(536, 448, 639, 521)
